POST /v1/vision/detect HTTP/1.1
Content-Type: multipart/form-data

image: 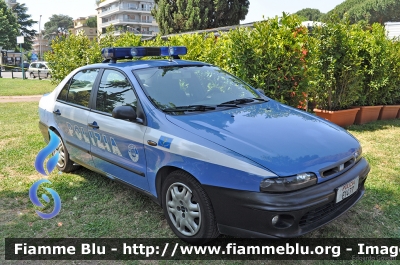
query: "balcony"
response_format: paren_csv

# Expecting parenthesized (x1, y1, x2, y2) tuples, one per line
(139, 30, 154, 35)
(99, 5, 152, 17)
(102, 18, 153, 27)
(100, 29, 154, 38)
(6, 0, 17, 7)
(121, 6, 152, 12)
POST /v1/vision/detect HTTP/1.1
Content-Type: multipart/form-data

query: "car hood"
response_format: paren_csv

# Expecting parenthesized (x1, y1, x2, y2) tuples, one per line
(165, 100, 360, 177)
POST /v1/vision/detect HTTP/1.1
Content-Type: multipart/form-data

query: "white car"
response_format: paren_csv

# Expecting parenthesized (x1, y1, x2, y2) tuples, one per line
(29, 61, 51, 79)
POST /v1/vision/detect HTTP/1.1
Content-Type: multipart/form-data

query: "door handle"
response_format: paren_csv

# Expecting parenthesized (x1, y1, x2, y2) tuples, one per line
(53, 109, 61, 115)
(88, 122, 99, 129)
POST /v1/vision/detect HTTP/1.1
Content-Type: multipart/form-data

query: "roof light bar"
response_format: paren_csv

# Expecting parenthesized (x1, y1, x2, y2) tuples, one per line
(160, 46, 188, 57)
(131, 47, 164, 57)
(101, 46, 187, 62)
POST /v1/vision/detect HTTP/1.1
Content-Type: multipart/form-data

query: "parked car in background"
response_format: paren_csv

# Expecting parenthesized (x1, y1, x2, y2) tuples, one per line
(16, 62, 30, 72)
(28, 61, 51, 78)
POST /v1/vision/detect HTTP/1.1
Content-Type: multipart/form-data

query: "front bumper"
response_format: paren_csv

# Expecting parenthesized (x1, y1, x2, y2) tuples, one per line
(204, 157, 370, 238)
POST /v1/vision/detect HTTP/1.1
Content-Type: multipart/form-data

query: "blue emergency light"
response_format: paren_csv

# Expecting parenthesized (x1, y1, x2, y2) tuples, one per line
(101, 46, 187, 62)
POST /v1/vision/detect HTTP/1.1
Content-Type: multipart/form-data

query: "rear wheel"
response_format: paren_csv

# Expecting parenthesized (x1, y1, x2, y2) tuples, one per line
(162, 170, 219, 244)
(52, 131, 78, 172)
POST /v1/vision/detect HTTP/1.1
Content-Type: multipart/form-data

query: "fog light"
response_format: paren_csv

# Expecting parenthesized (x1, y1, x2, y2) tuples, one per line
(272, 215, 279, 226)
(271, 214, 295, 229)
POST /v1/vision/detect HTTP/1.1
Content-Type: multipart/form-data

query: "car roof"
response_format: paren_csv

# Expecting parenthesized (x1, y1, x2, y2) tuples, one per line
(80, 59, 211, 71)
(30, 61, 48, 64)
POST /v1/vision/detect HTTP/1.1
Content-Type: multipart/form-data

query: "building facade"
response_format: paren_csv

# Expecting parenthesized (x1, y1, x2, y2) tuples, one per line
(385, 22, 400, 39)
(31, 34, 51, 61)
(96, 0, 159, 37)
(70, 16, 98, 41)
(5, 0, 17, 8)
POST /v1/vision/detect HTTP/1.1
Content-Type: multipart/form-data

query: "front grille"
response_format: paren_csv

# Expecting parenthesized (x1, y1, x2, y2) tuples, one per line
(299, 192, 357, 227)
(321, 157, 356, 178)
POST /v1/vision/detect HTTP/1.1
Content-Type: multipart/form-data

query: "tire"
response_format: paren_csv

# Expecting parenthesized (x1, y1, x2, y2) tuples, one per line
(30, 72, 35, 78)
(162, 170, 219, 244)
(52, 131, 79, 173)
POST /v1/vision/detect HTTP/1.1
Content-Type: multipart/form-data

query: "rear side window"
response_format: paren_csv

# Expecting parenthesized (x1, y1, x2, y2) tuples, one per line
(57, 69, 99, 108)
(95, 69, 137, 114)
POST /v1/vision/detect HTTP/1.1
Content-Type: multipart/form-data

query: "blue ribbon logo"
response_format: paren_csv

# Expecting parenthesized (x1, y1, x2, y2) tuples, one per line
(29, 179, 61, 219)
(35, 130, 60, 176)
(30, 129, 62, 219)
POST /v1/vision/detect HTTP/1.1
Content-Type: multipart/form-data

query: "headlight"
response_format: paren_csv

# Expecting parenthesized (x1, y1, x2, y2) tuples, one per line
(354, 147, 362, 161)
(260, 172, 317, 192)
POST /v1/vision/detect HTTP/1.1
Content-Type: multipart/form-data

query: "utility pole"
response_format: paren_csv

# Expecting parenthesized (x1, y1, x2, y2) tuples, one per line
(39, 15, 42, 61)
(17, 36, 25, 79)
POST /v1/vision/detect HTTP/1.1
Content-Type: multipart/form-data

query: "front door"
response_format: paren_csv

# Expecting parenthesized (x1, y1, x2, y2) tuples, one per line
(88, 69, 149, 191)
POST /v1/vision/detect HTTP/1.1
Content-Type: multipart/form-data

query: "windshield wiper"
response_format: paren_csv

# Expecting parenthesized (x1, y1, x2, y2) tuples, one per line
(218, 97, 268, 106)
(220, 98, 254, 105)
(163, 105, 216, 112)
(253, 97, 269, 102)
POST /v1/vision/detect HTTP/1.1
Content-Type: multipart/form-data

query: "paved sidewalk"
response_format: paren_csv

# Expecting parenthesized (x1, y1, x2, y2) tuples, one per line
(0, 95, 42, 103)
(0, 71, 51, 80)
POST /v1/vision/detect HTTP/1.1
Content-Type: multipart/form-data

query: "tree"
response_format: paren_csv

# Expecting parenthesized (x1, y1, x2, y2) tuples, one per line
(152, 0, 250, 35)
(213, 0, 250, 27)
(0, 0, 19, 49)
(295, 8, 324, 21)
(86, 16, 97, 28)
(13, 3, 37, 51)
(326, 0, 400, 24)
(44, 14, 73, 36)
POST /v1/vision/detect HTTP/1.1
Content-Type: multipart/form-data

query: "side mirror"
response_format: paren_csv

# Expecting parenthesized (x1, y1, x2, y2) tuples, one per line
(257, 88, 265, 95)
(112, 106, 137, 121)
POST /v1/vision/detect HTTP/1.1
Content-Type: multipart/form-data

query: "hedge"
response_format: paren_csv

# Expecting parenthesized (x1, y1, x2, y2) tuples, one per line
(44, 14, 400, 110)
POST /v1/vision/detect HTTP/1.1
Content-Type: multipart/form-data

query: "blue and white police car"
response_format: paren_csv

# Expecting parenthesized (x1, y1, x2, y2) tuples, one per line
(38, 46, 370, 244)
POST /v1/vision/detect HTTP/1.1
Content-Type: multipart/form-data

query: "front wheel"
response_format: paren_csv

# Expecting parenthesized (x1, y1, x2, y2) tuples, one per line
(162, 170, 219, 244)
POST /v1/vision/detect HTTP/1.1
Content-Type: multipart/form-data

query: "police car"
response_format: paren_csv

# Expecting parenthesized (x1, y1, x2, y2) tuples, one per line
(38, 46, 370, 244)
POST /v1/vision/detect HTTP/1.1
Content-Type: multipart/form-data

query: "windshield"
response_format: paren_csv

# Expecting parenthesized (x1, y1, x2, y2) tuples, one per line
(133, 66, 260, 111)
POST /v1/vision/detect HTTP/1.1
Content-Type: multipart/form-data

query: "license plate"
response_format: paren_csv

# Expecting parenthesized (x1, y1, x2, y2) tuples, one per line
(336, 176, 359, 203)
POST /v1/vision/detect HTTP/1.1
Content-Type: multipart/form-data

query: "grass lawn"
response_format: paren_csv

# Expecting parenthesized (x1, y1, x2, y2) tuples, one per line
(0, 79, 56, 96)
(0, 101, 399, 264)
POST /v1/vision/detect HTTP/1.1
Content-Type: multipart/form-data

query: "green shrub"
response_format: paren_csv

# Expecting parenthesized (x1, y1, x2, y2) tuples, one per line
(308, 16, 363, 111)
(45, 32, 100, 84)
(44, 14, 400, 110)
(387, 40, 400, 105)
(45, 28, 142, 84)
(226, 14, 309, 108)
(356, 23, 393, 106)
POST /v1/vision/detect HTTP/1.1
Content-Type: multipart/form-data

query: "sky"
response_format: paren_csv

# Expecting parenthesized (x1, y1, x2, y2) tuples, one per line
(17, 0, 346, 30)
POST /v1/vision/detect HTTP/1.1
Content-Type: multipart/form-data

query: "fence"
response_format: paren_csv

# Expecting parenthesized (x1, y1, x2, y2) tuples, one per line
(0, 65, 48, 80)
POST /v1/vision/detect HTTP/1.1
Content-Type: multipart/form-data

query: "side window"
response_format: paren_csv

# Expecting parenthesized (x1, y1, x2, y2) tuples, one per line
(95, 69, 137, 114)
(56, 69, 99, 108)
(57, 81, 70, 101)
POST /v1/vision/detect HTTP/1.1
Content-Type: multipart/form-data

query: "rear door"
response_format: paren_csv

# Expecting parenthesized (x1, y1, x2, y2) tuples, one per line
(53, 68, 100, 167)
(88, 69, 149, 191)
(37, 63, 48, 78)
